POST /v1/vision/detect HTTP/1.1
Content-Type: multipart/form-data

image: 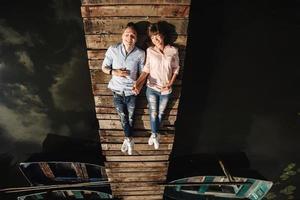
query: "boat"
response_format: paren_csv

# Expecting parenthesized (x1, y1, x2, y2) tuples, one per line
(17, 189, 112, 200)
(19, 161, 107, 186)
(165, 175, 273, 200)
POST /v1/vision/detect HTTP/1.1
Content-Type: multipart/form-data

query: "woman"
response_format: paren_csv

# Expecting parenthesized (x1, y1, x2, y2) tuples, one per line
(133, 22, 180, 149)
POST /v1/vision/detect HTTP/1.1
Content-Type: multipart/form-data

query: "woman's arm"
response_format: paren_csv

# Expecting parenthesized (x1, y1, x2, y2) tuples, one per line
(132, 71, 149, 94)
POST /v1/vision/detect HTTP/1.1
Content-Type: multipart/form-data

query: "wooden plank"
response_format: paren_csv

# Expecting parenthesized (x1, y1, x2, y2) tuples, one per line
(83, 17, 188, 35)
(92, 83, 182, 98)
(121, 195, 164, 200)
(94, 96, 179, 108)
(106, 167, 168, 172)
(96, 113, 176, 122)
(102, 143, 173, 151)
(113, 190, 164, 196)
(100, 135, 174, 143)
(105, 161, 168, 168)
(103, 150, 172, 156)
(88, 58, 185, 70)
(87, 50, 106, 60)
(71, 163, 89, 180)
(106, 171, 167, 178)
(85, 34, 187, 49)
(106, 155, 169, 161)
(98, 119, 175, 130)
(81, 0, 191, 6)
(108, 175, 166, 182)
(90, 69, 183, 85)
(38, 162, 55, 179)
(81, 5, 190, 18)
(110, 182, 163, 188)
(99, 130, 175, 136)
(96, 107, 178, 116)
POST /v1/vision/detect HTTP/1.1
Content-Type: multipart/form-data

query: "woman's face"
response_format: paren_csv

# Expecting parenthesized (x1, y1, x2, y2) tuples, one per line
(151, 33, 164, 47)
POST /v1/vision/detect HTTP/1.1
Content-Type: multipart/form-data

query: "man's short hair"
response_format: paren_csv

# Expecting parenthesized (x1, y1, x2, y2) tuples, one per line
(125, 22, 137, 34)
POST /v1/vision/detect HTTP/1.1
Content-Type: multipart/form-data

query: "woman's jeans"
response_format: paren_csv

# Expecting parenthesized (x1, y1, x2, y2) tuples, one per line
(112, 92, 136, 137)
(146, 87, 171, 135)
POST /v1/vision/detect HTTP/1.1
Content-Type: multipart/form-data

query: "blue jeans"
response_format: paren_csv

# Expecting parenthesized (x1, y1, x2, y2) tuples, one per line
(112, 92, 136, 137)
(146, 87, 171, 134)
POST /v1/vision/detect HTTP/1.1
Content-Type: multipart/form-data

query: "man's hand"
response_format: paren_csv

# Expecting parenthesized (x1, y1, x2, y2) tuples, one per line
(112, 68, 130, 77)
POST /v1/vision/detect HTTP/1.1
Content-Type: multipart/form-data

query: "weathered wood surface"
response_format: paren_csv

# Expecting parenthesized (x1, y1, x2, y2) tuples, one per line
(83, 17, 188, 35)
(94, 96, 179, 108)
(92, 83, 182, 97)
(102, 143, 173, 151)
(122, 195, 164, 200)
(100, 134, 174, 143)
(98, 119, 175, 130)
(80, 1, 190, 199)
(38, 162, 55, 179)
(96, 107, 178, 116)
(113, 190, 165, 196)
(90, 69, 183, 85)
(106, 155, 169, 161)
(85, 34, 187, 49)
(99, 129, 175, 136)
(81, 5, 190, 18)
(105, 161, 168, 168)
(81, 0, 191, 5)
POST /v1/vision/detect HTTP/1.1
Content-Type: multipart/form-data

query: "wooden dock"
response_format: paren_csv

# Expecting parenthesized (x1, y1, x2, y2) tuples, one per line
(80, 0, 191, 199)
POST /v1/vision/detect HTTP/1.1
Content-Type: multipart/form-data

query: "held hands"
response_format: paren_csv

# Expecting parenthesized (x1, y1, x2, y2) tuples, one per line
(132, 83, 141, 95)
(112, 68, 130, 77)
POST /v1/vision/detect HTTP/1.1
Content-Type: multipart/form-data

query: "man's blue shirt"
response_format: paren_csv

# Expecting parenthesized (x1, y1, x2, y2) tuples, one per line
(102, 43, 145, 96)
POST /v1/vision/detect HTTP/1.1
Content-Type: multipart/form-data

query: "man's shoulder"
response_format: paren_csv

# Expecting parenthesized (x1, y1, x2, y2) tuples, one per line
(109, 43, 122, 49)
(134, 46, 145, 53)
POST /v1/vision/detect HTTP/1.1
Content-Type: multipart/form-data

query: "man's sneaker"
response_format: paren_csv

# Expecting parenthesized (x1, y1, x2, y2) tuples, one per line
(148, 133, 159, 149)
(121, 138, 128, 153)
(127, 139, 134, 155)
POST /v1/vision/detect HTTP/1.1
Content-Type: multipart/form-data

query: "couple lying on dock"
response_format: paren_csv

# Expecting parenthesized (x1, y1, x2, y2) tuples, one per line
(101, 22, 180, 155)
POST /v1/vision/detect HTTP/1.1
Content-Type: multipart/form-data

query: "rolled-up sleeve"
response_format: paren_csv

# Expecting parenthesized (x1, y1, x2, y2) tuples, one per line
(102, 46, 113, 71)
(171, 48, 180, 74)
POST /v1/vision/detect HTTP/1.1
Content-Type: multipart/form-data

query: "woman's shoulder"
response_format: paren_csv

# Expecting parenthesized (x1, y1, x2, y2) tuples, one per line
(165, 45, 178, 54)
(146, 46, 156, 53)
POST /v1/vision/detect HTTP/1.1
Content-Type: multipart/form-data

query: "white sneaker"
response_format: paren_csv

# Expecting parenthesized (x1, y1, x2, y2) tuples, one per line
(127, 139, 134, 155)
(148, 134, 159, 149)
(121, 138, 128, 153)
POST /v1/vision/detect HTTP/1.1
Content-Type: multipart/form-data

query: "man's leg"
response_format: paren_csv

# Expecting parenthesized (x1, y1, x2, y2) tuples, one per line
(112, 93, 132, 154)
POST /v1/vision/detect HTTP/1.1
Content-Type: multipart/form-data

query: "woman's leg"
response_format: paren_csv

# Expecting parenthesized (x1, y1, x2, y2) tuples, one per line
(146, 87, 159, 134)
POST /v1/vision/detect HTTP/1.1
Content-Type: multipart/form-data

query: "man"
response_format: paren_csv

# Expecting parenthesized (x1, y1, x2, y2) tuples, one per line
(101, 22, 145, 155)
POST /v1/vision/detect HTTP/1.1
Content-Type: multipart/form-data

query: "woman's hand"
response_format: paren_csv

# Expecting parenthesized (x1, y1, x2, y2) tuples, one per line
(161, 82, 172, 92)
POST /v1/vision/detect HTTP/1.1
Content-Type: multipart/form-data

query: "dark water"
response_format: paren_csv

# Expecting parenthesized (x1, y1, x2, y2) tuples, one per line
(0, 0, 299, 199)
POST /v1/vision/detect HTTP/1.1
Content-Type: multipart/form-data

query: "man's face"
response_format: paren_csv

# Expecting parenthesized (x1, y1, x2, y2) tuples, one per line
(122, 27, 137, 48)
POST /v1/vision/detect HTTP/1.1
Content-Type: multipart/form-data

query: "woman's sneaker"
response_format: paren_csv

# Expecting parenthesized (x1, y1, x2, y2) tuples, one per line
(127, 139, 134, 155)
(148, 133, 159, 150)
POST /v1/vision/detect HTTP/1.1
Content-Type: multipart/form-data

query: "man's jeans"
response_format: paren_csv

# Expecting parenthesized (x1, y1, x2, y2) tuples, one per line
(146, 87, 171, 134)
(112, 92, 136, 137)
